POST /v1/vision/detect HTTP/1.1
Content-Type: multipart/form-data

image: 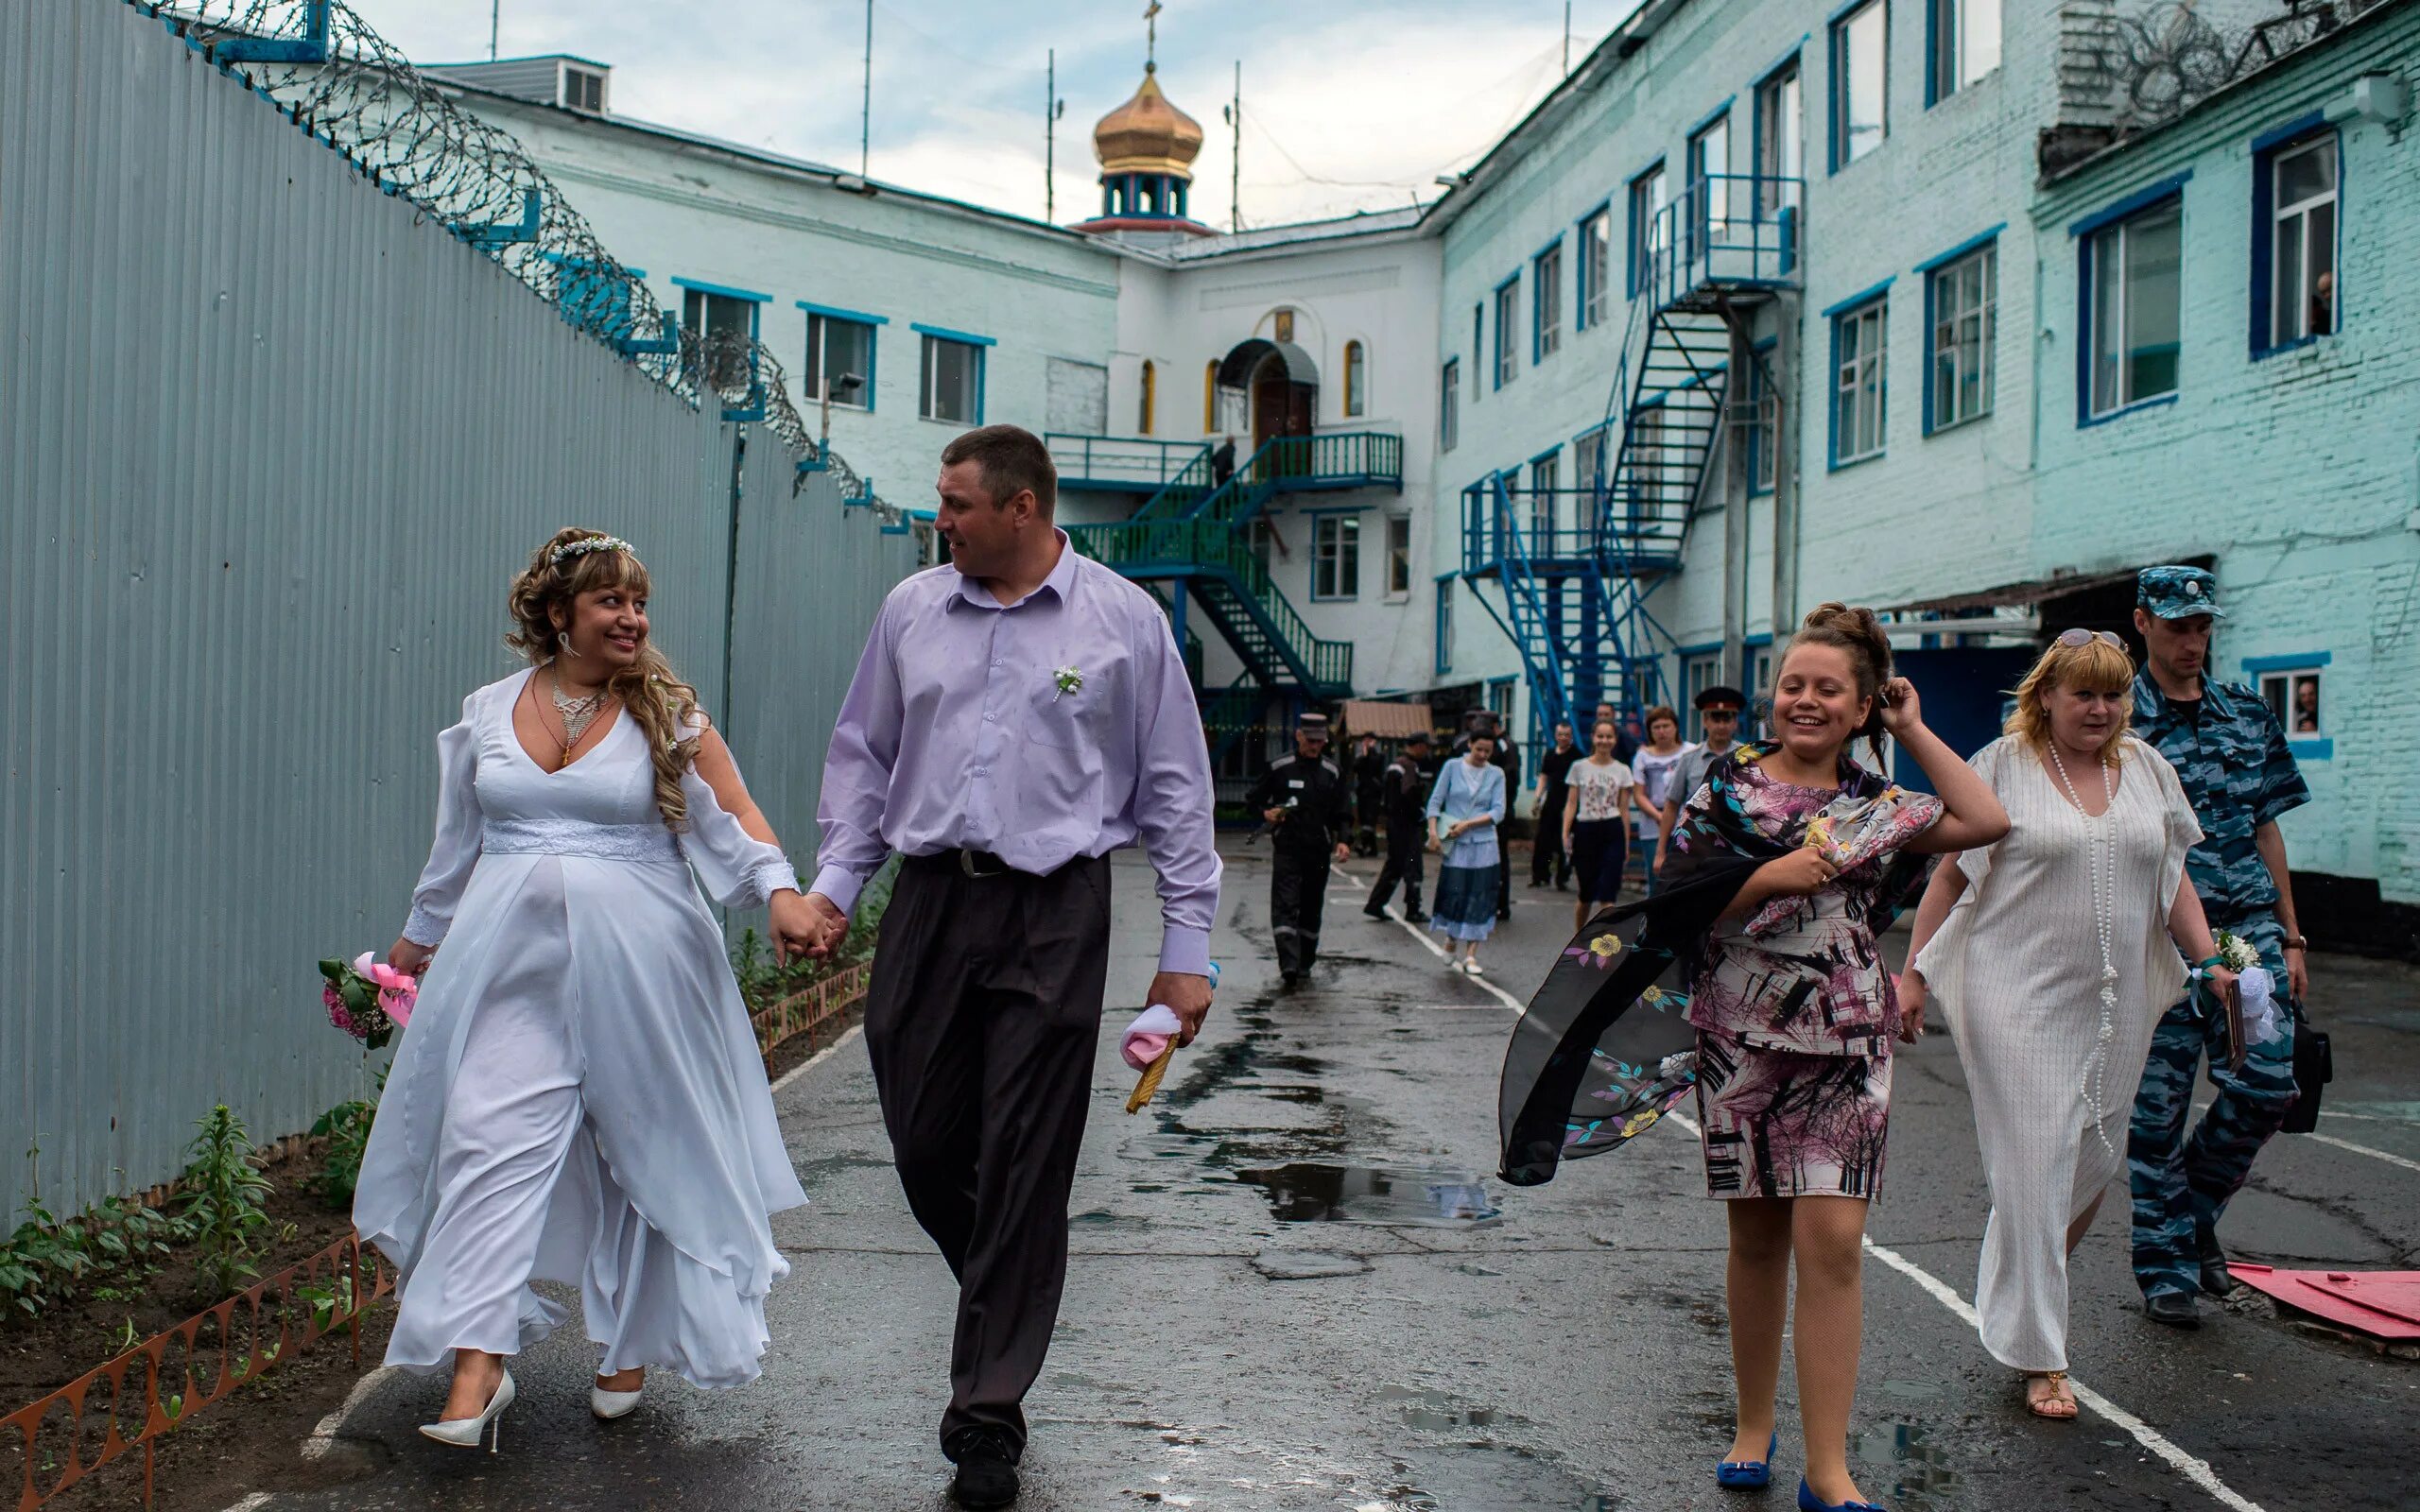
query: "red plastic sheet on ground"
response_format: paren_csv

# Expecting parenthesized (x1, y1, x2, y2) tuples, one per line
(2232, 1263, 2420, 1341)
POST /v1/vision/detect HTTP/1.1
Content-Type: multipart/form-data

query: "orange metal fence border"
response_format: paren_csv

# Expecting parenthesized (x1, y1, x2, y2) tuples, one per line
(751, 961, 872, 1061)
(3, 1229, 392, 1512)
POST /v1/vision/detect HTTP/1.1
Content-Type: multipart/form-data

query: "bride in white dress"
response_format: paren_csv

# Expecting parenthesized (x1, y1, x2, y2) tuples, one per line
(356, 528, 819, 1449)
(1903, 631, 2234, 1420)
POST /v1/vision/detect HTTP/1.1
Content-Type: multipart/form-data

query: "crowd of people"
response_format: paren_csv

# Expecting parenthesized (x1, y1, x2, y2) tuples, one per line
(354, 419, 2317, 1512)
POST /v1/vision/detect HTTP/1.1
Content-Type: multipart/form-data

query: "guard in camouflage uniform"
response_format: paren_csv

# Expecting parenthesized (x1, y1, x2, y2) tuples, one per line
(1244, 712, 1354, 989)
(2126, 565, 2314, 1329)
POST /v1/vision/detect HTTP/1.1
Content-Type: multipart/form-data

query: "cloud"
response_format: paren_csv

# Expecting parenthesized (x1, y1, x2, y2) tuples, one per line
(354, 0, 1641, 228)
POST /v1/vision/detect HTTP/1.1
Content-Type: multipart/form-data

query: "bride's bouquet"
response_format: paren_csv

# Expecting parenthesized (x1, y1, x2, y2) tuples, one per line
(319, 952, 418, 1049)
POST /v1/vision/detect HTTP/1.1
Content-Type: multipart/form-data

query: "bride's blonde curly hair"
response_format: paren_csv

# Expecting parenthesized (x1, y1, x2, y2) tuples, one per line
(506, 527, 703, 831)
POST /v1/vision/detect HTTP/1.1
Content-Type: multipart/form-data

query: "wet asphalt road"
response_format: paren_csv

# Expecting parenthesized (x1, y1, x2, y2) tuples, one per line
(238, 840, 2419, 1512)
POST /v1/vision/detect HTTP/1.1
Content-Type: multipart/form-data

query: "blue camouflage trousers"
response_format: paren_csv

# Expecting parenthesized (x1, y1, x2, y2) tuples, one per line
(2127, 910, 2300, 1298)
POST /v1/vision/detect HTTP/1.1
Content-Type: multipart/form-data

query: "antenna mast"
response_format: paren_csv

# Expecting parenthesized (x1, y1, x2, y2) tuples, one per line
(858, 0, 873, 177)
(1229, 60, 1241, 232)
(1046, 50, 1066, 221)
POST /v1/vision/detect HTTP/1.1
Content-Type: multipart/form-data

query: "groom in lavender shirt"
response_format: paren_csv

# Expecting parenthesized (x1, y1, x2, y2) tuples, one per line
(798, 423, 1219, 1507)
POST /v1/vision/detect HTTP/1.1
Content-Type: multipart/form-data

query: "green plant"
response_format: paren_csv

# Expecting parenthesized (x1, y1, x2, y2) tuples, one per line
(175, 1106, 275, 1298)
(0, 1148, 190, 1321)
(309, 1065, 387, 1210)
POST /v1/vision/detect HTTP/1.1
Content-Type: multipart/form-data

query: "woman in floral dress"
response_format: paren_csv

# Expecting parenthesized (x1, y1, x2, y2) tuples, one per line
(1672, 605, 2007, 1512)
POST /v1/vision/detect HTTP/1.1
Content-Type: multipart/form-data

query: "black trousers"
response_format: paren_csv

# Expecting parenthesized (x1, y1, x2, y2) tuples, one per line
(863, 852, 1112, 1457)
(1270, 850, 1330, 977)
(1530, 811, 1570, 885)
(1367, 824, 1425, 914)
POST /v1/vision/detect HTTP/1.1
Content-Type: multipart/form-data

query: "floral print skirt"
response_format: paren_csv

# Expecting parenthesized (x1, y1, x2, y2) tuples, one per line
(1692, 1031, 1892, 1201)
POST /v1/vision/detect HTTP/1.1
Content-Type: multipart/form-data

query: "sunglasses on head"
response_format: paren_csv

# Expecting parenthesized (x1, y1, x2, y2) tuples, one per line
(2056, 628, 2126, 650)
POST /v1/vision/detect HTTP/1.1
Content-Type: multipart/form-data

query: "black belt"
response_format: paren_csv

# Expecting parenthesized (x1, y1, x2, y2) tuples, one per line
(902, 848, 1098, 881)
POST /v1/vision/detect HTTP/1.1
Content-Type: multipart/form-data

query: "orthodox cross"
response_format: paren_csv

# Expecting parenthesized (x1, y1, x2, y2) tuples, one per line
(1144, 1, 1162, 69)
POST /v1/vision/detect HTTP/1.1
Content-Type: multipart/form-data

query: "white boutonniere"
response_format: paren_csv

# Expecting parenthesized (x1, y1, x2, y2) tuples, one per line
(1052, 665, 1083, 701)
(2214, 930, 2260, 973)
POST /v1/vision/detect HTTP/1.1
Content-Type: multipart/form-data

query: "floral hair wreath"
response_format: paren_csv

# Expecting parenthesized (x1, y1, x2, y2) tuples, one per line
(549, 534, 633, 566)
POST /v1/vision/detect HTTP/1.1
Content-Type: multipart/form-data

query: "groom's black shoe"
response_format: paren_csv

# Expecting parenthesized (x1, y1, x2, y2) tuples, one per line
(945, 1427, 1019, 1507)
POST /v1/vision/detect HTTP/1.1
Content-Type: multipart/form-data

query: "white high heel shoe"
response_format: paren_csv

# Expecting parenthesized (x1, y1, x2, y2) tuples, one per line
(419, 1367, 515, 1452)
(590, 1373, 644, 1420)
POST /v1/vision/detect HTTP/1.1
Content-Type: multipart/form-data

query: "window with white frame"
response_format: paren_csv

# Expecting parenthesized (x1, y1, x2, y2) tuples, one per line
(1472, 305, 1484, 400)
(921, 334, 983, 423)
(1440, 359, 1461, 452)
(1343, 340, 1368, 417)
(1436, 577, 1456, 674)
(1385, 513, 1412, 598)
(1629, 163, 1668, 296)
(1928, 243, 1996, 430)
(1747, 645, 1773, 733)
(1745, 349, 1777, 493)
(1580, 208, 1613, 329)
(1834, 299, 1887, 463)
(1929, 0, 2001, 102)
(2268, 135, 2338, 348)
(1313, 514, 1361, 600)
(805, 313, 876, 409)
(1756, 62, 1803, 215)
(1629, 406, 1668, 524)
(562, 63, 607, 113)
(1533, 244, 1564, 361)
(1682, 653, 1720, 739)
(683, 288, 757, 392)
(1529, 453, 1560, 547)
(1831, 0, 1888, 170)
(2087, 199, 2182, 416)
(1574, 426, 1609, 527)
(1494, 279, 1519, 388)
(2259, 667, 2325, 737)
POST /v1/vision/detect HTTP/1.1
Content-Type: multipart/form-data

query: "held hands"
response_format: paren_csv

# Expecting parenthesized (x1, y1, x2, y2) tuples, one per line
(1150, 971, 1215, 1046)
(1897, 969, 1927, 1043)
(1876, 677, 1924, 737)
(779, 891, 850, 964)
(387, 936, 435, 978)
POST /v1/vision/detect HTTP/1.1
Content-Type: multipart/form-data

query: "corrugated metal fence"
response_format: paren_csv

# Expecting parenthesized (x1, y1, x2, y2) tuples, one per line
(0, 0, 919, 1223)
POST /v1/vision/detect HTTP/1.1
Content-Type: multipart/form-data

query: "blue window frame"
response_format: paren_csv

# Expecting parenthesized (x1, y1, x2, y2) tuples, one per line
(1576, 204, 1613, 332)
(1917, 228, 2000, 433)
(1688, 104, 1733, 258)
(1753, 48, 1806, 218)
(1744, 336, 1778, 494)
(799, 301, 887, 412)
(675, 277, 769, 392)
(1435, 576, 1456, 676)
(1824, 280, 1892, 468)
(1440, 358, 1461, 452)
(1829, 0, 1888, 173)
(1927, 0, 2000, 106)
(1627, 161, 1668, 298)
(2250, 117, 2340, 356)
(1493, 275, 1520, 389)
(2071, 175, 2188, 424)
(912, 322, 994, 424)
(1532, 237, 1564, 364)
(2244, 651, 2332, 759)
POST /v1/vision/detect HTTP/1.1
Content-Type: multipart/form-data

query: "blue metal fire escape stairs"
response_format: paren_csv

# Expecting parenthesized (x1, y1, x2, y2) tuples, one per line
(1461, 172, 1798, 758)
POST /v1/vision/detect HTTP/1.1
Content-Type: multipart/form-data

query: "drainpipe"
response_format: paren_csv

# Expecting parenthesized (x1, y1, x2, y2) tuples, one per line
(1721, 323, 1750, 687)
(1769, 293, 1802, 645)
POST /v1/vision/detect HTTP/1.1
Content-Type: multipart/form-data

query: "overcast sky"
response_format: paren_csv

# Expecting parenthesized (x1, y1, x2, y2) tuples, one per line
(356, 1, 1645, 228)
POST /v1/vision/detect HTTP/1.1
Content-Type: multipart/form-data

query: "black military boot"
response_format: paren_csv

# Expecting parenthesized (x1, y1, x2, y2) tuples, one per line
(2198, 1229, 2234, 1297)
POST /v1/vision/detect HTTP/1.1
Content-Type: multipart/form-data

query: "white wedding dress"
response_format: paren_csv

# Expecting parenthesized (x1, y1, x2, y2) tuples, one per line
(355, 671, 808, 1389)
(1914, 734, 2201, 1372)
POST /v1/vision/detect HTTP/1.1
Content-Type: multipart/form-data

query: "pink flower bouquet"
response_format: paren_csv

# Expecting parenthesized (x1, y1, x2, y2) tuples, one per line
(318, 953, 418, 1049)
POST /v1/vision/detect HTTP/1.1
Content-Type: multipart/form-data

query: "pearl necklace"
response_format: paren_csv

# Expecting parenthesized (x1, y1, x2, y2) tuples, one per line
(551, 669, 608, 746)
(2047, 740, 2121, 1156)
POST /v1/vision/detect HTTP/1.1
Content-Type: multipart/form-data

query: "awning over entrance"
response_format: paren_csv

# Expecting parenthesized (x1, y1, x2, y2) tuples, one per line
(1216, 337, 1319, 388)
(1338, 698, 1435, 740)
(1879, 565, 2143, 616)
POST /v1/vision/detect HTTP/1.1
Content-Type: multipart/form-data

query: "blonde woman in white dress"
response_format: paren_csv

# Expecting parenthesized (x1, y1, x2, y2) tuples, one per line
(1903, 631, 2236, 1420)
(357, 528, 821, 1450)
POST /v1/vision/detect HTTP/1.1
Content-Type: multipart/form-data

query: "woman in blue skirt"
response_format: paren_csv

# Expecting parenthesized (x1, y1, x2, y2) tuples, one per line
(1426, 730, 1509, 974)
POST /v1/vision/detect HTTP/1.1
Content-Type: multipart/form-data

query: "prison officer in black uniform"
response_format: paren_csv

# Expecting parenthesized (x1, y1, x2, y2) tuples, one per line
(1245, 712, 1354, 989)
(1362, 730, 1433, 924)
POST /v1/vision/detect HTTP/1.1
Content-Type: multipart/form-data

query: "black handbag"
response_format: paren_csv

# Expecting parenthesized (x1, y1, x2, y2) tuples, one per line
(2282, 998, 2331, 1135)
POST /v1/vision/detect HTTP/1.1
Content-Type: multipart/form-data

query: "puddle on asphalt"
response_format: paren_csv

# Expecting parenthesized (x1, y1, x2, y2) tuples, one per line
(1847, 1420, 1961, 1509)
(1234, 1162, 1502, 1226)
(1380, 1384, 1498, 1432)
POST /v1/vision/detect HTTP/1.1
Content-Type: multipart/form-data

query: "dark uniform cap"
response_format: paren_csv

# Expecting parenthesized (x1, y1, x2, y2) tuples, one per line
(1296, 712, 1331, 733)
(2137, 565, 2227, 621)
(1693, 684, 1748, 711)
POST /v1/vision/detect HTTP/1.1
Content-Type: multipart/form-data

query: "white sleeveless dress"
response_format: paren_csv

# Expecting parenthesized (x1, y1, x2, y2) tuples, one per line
(1914, 734, 2202, 1372)
(354, 671, 808, 1388)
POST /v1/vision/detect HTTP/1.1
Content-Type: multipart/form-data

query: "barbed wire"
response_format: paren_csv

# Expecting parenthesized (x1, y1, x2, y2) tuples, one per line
(150, 0, 896, 518)
(2106, 0, 2391, 140)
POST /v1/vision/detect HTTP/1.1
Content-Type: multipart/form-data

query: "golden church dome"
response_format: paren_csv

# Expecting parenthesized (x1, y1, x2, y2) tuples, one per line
(1094, 64, 1203, 180)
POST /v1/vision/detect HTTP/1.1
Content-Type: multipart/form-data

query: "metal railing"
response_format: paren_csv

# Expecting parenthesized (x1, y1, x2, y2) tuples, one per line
(1067, 519, 1353, 690)
(1635, 172, 1802, 312)
(1461, 485, 1687, 576)
(4, 1229, 390, 1511)
(1045, 434, 1211, 490)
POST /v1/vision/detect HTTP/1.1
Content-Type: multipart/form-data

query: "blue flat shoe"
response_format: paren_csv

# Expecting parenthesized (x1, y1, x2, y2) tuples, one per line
(1716, 1432, 1776, 1489)
(1798, 1478, 1885, 1511)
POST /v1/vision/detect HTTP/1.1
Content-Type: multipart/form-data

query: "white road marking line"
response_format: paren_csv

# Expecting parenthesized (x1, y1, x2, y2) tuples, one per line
(300, 1365, 394, 1460)
(218, 1495, 274, 1512)
(2191, 1101, 2420, 1175)
(1334, 863, 1528, 1014)
(770, 1022, 866, 1093)
(1346, 861, 2272, 1511)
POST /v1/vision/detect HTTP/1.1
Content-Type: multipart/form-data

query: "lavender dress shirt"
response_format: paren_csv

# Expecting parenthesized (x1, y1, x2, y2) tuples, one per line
(810, 531, 1222, 975)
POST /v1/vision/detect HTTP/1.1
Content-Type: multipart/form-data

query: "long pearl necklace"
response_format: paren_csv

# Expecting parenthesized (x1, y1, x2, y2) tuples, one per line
(2047, 740, 2121, 1155)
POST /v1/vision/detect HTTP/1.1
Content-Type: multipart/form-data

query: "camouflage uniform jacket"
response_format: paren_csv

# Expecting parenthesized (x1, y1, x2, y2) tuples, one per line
(2131, 671, 2308, 922)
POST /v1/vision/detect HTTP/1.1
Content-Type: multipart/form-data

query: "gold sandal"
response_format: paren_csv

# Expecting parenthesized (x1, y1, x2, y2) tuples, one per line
(2023, 1370, 2078, 1420)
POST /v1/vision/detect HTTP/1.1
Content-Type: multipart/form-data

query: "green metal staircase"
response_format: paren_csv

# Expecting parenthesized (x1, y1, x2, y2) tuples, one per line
(1070, 430, 1402, 703)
